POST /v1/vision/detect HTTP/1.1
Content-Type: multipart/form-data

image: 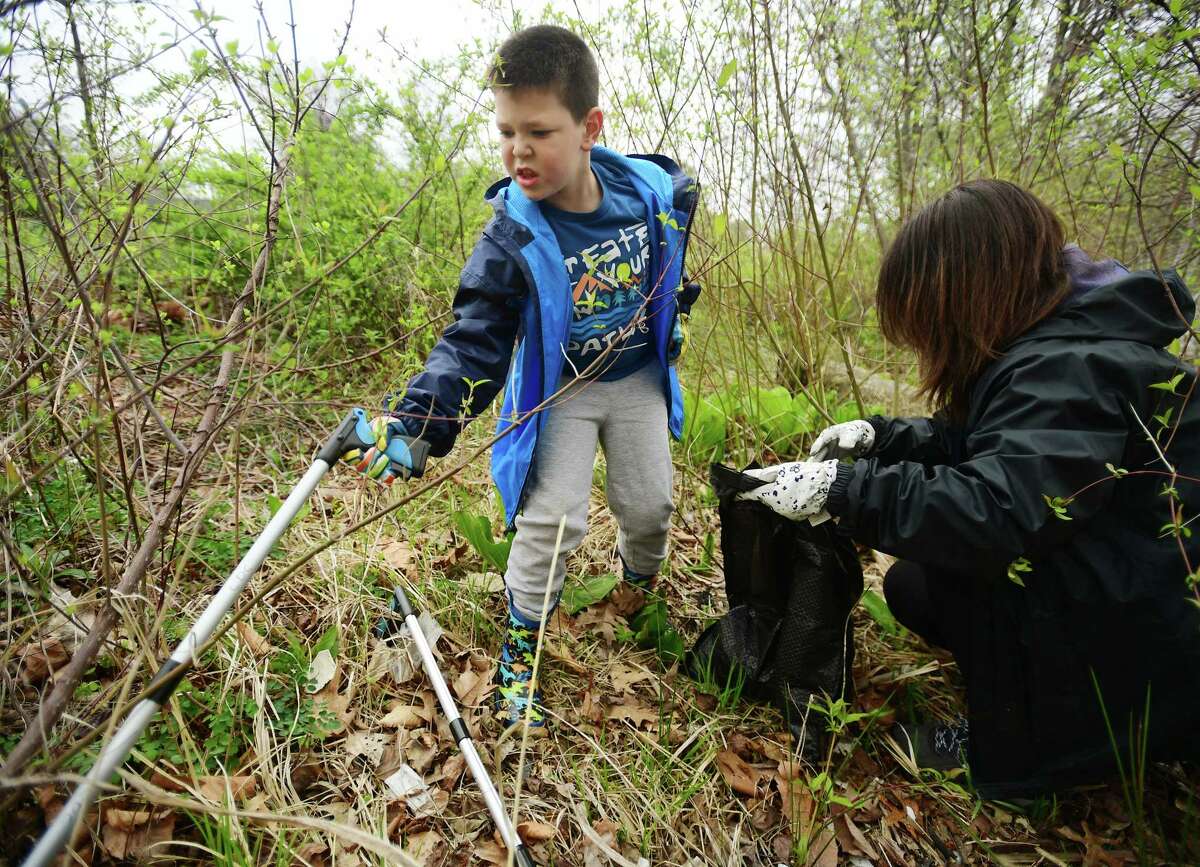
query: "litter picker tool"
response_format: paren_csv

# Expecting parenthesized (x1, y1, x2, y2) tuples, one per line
(375, 586, 537, 867)
(24, 409, 429, 867)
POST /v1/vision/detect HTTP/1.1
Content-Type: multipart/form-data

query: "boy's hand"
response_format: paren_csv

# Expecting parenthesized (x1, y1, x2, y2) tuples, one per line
(344, 415, 431, 484)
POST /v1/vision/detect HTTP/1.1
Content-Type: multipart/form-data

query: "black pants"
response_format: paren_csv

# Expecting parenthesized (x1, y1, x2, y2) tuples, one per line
(883, 560, 969, 660)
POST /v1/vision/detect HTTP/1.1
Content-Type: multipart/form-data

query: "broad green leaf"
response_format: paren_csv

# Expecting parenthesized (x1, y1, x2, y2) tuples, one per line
(743, 386, 804, 449)
(711, 212, 727, 238)
(630, 599, 685, 662)
(453, 510, 512, 572)
(560, 573, 620, 614)
(682, 389, 726, 458)
(860, 589, 899, 635)
(312, 624, 339, 657)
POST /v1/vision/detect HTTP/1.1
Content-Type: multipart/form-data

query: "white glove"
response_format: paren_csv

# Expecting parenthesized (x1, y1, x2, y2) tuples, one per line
(735, 460, 839, 523)
(809, 419, 875, 462)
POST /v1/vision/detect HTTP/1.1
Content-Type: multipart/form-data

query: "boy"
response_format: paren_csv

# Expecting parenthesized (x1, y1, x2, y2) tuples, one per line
(355, 25, 700, 726)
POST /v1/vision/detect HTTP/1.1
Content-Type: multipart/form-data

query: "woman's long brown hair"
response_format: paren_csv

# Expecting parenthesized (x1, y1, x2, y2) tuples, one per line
(876, 179, 1071, 422)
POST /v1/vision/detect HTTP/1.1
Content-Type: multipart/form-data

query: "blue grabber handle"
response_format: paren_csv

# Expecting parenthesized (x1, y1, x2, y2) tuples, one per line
(315, 409, 430, 479)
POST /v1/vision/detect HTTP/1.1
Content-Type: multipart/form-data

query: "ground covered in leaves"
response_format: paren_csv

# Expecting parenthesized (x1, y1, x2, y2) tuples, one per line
(6, 426, 1199, 867)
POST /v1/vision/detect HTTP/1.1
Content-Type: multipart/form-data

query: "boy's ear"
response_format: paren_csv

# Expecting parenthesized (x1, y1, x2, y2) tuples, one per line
(581, 107, 604, 150)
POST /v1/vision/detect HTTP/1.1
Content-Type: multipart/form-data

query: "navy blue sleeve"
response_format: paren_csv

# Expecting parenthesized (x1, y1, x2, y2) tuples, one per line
(388, 232, 526, 457)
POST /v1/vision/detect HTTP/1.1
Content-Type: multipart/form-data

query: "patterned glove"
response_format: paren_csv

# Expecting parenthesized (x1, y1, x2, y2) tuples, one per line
(809, 419, 875, 462)
(344, 415, 429, 485)
(735, 460, 839, 522)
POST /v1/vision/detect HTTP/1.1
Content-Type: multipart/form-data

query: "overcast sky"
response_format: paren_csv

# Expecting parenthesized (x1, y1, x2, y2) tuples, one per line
(9, 0, 623, 152)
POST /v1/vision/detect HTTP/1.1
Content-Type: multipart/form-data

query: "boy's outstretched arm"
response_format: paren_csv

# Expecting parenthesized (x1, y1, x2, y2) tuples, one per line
(388, 234, 526, 457)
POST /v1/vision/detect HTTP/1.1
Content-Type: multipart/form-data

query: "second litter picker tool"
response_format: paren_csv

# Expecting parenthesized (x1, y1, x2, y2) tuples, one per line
(376, 586, 537, 867)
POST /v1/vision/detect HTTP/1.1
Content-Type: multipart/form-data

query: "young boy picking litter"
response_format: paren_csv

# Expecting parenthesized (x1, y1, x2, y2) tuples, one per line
(353, 25, 699, 726)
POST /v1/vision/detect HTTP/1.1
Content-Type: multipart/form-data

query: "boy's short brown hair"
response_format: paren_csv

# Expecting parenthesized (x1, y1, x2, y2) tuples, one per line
(487, 25, 599, 121)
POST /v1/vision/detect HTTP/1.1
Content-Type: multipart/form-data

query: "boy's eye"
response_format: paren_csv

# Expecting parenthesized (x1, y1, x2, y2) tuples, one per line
(532, 130, 551, 137)
(498, 130, 514, 138)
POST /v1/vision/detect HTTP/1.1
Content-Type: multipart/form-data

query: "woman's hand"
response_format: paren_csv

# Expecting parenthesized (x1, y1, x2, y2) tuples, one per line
(809, 419, 875, 461)
(736, 460, 839, 521)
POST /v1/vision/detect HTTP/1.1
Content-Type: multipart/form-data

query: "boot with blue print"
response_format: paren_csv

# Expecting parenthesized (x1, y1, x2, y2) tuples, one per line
(494, 605, 545, 727)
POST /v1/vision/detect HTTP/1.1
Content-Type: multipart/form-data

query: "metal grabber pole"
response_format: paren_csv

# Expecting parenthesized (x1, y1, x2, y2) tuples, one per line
(376, 587, 537, 867)
(24, 409, 389, 867)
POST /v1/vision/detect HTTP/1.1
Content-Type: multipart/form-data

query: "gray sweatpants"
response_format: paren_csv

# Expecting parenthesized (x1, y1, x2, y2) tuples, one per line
(504, 363, 674, 623)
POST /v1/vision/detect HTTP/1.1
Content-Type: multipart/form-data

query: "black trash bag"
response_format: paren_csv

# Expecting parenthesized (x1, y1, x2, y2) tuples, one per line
(687, 463, 863, 752)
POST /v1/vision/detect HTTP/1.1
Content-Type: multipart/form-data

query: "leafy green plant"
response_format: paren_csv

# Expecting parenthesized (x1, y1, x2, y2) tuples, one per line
(690, 637, 747, 712)
(742, 386, 806, 452)
(1007, 557, 1033, 587)
(860, 589, 900, 635)
(629, 598, 685, 663)
(453, 510, 513, 572)
(681, 387, 727, 460)
(1044, 494, 1073, 521)
(268, 632, 339, 749)
(561, 573, 620, 614)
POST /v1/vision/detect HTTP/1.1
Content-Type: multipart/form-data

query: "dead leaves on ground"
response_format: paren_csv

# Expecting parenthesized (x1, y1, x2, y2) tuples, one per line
(101, 805, 176, 861)
(1055, 822, 1137, 866)
(716, 748, 761, 797)
(17, 637, 69, 685)
(10, 538, 1183, 867)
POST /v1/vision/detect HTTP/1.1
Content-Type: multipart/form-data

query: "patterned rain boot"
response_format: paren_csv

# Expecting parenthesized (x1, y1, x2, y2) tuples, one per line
(494, 605, 546, 727)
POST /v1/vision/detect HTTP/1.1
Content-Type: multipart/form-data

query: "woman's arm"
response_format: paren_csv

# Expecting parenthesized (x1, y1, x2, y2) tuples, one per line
(829, 351, 1129, 571)
(867, 415, 958, 465)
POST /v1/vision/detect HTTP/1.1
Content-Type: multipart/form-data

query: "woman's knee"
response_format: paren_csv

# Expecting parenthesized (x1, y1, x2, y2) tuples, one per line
(883, 560, 938, 639)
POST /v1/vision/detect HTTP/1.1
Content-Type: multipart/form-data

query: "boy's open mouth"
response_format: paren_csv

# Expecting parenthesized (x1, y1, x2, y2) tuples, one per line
(515, 167, 539, 187)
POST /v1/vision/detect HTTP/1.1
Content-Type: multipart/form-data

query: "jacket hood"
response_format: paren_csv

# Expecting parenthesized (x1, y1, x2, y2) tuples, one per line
(1012, 269, 1194, 350)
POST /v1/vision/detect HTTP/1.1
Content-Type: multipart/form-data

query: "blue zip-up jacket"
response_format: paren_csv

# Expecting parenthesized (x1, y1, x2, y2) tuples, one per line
(390, 147, 700, 528)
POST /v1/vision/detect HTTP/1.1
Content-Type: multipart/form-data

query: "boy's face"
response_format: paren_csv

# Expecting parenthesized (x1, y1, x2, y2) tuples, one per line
(494, 86, 602, 208)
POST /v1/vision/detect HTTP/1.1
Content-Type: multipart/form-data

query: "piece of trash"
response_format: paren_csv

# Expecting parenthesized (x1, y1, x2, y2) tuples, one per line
(464, 571, 506, 594)
(386, 646, 416, 684)
(384, 762, 436, 815)
(413, 611, 443, 650)
(344, 732, 389, 768)
(307, 649, 336, 693)
(374, 610, 444, 685)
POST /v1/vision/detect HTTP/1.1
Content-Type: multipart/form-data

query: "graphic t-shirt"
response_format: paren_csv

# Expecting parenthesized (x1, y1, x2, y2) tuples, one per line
(540, 161, 655, 381)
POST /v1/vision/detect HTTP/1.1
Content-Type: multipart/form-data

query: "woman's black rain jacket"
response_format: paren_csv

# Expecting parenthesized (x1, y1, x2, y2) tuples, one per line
(827, 269, 1200, 798)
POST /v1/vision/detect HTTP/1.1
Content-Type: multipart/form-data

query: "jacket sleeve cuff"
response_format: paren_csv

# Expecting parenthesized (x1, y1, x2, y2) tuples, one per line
(826, 462, 855, 516)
